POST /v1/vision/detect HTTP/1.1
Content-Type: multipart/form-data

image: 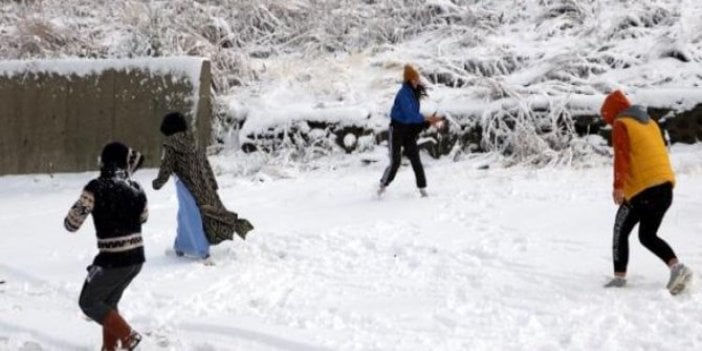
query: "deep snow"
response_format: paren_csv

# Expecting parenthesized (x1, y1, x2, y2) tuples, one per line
(2, 145, 702, 350)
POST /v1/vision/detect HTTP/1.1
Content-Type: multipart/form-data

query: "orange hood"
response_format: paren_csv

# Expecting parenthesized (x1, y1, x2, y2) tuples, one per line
(600, 90, 631, 125)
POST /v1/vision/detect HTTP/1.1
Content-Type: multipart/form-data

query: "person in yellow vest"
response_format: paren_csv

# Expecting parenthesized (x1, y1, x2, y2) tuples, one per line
(600, 90, 692, 295)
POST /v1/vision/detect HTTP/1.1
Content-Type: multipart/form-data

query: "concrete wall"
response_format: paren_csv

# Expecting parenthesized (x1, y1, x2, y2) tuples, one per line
(0, 58, 211, 175)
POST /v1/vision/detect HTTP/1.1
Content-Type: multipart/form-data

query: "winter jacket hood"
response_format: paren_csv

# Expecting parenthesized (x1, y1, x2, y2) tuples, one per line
(617, 105, 650, 124)
(601, 90, 631, 125)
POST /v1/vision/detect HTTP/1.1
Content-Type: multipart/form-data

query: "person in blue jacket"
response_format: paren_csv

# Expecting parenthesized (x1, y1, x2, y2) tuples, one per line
(378, 64, 442, 197)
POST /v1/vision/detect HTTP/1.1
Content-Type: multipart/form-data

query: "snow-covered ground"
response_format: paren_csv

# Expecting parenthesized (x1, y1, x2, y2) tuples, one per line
(2, 145, 702, 350)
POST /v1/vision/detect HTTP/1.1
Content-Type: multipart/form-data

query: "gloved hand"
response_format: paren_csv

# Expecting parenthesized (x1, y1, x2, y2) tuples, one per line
(127, 149, 144, 176)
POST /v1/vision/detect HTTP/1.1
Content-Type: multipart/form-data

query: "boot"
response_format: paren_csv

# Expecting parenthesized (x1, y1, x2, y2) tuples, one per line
(102, 325, 118, 351)
(103, 310, 142, 350)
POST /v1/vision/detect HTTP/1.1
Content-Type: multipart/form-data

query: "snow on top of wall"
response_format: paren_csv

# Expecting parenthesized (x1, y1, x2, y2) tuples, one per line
(0, 56, 207, 119)
(0, 56, 205, 81)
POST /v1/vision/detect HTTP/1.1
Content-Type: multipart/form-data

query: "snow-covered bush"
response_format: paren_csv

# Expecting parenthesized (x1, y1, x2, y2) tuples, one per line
(481, 97, 577, 166)
(2, 0, 702, 165)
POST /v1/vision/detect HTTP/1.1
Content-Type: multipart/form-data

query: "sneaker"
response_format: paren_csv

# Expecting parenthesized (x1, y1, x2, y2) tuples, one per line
(604, 276, 626, 288)
(202, 255, 216, 266)
(667, 263, 693, 295)
(114, 330, 141, 351)
(419, 188, 428, 197)
(124, 330, 142, 350)
(377, 185, 386, 197)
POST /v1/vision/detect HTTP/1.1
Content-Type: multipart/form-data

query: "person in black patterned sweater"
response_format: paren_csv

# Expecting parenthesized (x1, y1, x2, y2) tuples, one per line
(64, 142, 147, 351)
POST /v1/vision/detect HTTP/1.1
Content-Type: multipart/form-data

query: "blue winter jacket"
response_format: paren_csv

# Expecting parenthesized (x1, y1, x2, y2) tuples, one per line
(390, 83, 424, 125)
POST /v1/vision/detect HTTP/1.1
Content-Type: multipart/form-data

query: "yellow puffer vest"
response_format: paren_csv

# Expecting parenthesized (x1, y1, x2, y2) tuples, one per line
(617, 117, 675, 200)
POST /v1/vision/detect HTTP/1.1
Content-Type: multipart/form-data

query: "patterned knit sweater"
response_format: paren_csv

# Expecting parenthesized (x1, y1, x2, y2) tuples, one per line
(65, 168, 148, 268)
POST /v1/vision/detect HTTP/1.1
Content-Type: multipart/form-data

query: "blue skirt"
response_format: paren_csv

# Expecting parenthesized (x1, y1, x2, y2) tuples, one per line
(174, 177, 210, 258)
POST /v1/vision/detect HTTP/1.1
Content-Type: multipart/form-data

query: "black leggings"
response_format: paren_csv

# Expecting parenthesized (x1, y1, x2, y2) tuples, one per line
(380, 122, 426, 188)
(612, 182, 676, 273)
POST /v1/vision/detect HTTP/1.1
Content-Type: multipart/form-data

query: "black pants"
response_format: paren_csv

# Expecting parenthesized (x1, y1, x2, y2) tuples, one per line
(380, 122, 427, 188)
(79, 263, 142, 324)
(612, 182, 676, 273)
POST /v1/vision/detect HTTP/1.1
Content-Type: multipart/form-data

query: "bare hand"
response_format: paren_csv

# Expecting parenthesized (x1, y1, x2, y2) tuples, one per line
(426, 114, 443, 125)
(612, 189, 624, 205)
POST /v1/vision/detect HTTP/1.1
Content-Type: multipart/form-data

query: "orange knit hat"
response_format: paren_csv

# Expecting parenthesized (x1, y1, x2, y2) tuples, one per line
(403, 64, 420, 83)
(600, 90, 631, 125)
